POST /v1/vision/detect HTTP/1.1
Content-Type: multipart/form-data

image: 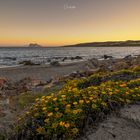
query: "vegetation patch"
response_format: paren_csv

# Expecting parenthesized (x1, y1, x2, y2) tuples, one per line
(13, 69, 140, 139)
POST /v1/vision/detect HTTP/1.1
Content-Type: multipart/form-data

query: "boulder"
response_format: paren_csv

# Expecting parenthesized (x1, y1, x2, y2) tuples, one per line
(50, 61, 60, 66)
(103, 55, 113, 60)
(19, 60, 40, 66)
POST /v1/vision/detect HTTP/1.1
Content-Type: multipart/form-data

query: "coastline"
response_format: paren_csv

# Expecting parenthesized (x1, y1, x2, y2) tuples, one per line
(0, 54, 139, 82)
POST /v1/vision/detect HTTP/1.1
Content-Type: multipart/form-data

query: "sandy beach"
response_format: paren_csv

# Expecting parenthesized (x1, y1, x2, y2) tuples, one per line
(0, 61, 88, 82)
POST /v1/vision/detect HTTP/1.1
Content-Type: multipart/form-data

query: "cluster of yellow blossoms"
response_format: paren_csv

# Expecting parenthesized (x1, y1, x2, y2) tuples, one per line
(18, 72, 140, 139)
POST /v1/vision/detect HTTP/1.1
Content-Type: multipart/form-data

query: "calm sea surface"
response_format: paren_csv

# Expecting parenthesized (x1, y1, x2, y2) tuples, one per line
(0, 46, 140, 67)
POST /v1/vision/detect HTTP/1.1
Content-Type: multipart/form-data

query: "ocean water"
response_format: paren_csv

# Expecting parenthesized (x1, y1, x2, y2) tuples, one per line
(0, 46, 140, 67)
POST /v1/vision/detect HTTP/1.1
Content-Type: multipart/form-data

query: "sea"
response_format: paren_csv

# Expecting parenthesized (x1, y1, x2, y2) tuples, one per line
(0, 46, 140, 68)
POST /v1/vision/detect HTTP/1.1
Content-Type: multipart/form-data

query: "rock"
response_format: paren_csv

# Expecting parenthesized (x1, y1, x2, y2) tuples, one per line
(75, 56, 83, 59)
(124, 55, 132, 60)
(19, 60, 40, 66)
(62, 57, 68, 62)
(86, 58, 99, 69)
(71, 56, 83, 60)
(112, 61, 129, 71)
(0, 78, 8, 87)
(5, 57, 17, 61)
(103, 55, 113, 60)
(47, 59, 51, 63)
(50, 61, 60, 66)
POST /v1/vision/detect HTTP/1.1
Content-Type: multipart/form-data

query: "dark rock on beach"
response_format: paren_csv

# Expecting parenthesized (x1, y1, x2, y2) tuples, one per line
(50, 61, 60, 66)
(19, 60, 40, 66)
(103, 55, 113, 60)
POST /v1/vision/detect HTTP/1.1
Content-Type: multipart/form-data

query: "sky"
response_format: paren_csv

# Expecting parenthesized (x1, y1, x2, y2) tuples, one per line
(0, 0, 140, 46)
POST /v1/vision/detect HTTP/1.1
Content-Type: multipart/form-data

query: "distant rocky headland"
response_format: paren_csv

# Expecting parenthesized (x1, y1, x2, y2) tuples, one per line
(28, 43, 43, 48)
(63, 40, 140, 47)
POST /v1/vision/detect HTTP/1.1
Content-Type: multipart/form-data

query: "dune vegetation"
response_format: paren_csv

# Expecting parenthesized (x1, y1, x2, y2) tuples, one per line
(13, 67, 140, 140)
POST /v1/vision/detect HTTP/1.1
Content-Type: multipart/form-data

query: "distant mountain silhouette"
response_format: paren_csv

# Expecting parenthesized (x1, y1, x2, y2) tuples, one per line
(62, 40, 140, 47)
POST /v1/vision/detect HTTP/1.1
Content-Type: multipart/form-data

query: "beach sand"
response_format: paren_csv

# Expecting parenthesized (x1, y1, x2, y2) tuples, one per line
(0, 61, 87, 82)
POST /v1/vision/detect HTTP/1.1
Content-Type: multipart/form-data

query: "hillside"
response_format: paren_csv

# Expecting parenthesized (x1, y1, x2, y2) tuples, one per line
(63, 40, 140, 47)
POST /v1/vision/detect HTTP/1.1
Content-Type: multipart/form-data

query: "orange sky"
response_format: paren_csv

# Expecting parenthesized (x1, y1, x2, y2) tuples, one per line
(0, 0, 140, 46)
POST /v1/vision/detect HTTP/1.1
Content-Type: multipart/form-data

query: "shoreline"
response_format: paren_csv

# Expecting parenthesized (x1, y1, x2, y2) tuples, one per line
(0, 54, 139, 82)
(0, 61, 88, 82)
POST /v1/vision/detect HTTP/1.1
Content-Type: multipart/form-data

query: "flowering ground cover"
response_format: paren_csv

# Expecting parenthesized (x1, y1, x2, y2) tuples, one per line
(13, 67, 140, 140)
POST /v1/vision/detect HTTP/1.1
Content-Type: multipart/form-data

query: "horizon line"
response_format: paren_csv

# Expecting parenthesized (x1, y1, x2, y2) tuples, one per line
(0, 39, 140, 47)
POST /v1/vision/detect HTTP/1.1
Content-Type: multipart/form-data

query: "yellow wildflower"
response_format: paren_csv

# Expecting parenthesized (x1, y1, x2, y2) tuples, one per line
(53, 98, 57, 101)
(73, 102, 78, 105)
(66, 104, 71, 108)
(79, 100, 84, 104)
(54, 108, 59, 111)
(35, 98, 39, 101)
(48, 112, 53, 117)
(44, 118, 49, 123)
(73, 109, 79, 114)
(42, 107, 47, 111)
(59, 121, 65, 126)
(71, 128, 79, 134)
(61, 95, 66, 98)
(65, 123, 70, 128)
(85, 100, 90, 104)
(36, 127, 46, 135)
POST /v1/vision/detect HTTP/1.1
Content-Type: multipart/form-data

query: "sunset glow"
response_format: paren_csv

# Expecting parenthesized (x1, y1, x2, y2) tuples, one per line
(0, 0, 140, 46)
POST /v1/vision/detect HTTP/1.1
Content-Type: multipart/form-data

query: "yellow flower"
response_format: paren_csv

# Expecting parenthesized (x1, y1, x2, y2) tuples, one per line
(35, 98, 39, 101)
(42, 107, 47, 111)
(73, 109, 79, 114)
(79, 100, 84, 104)
(92, 104, 97, 109)
(44, 118, 49, 123)
(59, 121, 65, 126)
(61, 95, 66, 98)
(26, 111, 30, 115)
(120, 83, 127, 87)
(48, 112, 53, 117)
(53, 98, 57, 101)
(71, 128, 79, 134)
(41, 96, 45, 99)
(66, 104, 71, 108)
(89, 97, 93, 100)
(73, 102, 78, 105)
(65, 123, 70, 128)
(101, 102, 107, 107)
(36, 127, 46, 135)
(109, 92, 113, 95)
(54, 108, 59, 111)
(85, 100, 90, 104)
